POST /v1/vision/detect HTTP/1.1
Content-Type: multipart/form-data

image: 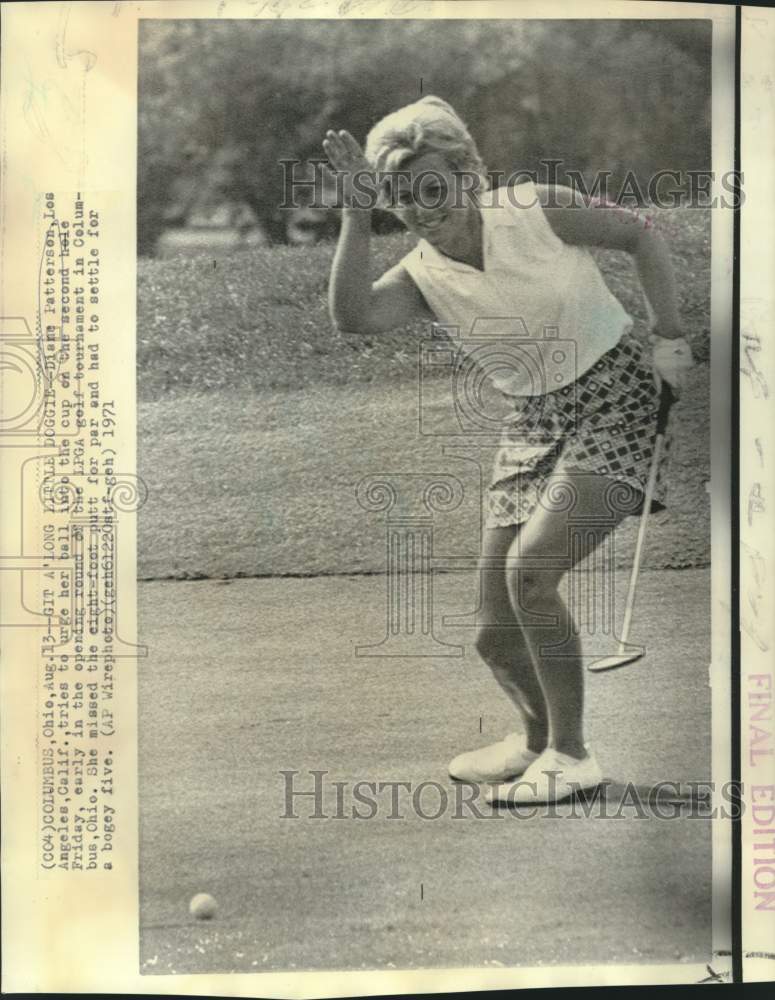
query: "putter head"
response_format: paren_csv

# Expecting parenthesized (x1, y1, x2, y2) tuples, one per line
(587, 648, 644, 673)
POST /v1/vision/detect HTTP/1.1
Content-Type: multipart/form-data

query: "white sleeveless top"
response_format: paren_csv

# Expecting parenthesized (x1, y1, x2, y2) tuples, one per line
(400, 182, 633, 396)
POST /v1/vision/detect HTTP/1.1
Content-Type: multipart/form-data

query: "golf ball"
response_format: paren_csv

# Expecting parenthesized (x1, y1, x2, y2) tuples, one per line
(189, 892, 217, 920)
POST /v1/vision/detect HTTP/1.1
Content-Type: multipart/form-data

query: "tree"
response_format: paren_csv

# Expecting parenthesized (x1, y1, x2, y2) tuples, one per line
(138, 19, 711, 254)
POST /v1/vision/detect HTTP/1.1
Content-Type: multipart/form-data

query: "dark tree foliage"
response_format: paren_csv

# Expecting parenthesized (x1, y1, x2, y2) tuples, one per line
(138, 19, 711, 255)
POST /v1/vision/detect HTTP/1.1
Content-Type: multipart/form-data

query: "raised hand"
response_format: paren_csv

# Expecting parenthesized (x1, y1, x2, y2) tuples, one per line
(322, 129, 376, 210)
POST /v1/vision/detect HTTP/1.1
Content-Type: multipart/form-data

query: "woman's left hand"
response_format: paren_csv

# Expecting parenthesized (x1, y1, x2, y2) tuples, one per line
(649, 329, 694, 395)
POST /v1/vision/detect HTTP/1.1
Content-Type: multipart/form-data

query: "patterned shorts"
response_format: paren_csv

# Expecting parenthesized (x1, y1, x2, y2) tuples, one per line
(487, 333, 672, 529)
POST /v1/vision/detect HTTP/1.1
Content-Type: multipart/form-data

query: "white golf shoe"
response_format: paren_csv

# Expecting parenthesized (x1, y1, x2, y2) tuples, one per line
(448, 732, 539, 783)
(485, 746, 604, 805)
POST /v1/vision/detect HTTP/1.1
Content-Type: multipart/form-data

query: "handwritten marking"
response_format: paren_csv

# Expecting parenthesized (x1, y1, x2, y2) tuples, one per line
(22, 71, 53, 144)
(697, 964, 727, 984)
(249, 0, 320, 16)
(390, 0, 427, 12)
(739, 543, 770, 651)
(741, 332, 770, 399)
(748, 482, 766, 526)
(339, 0, 372, 14)
(55, 2, 97, 72)
(740, 614, 769, 653)
(721, 597, 769, 653)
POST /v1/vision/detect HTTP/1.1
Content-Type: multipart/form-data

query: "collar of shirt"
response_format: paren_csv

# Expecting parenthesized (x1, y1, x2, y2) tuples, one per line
(415, 188, 509, 273)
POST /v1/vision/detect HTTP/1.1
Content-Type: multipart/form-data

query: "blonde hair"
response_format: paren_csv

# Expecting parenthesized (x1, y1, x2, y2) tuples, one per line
(364, 96, 488, 202)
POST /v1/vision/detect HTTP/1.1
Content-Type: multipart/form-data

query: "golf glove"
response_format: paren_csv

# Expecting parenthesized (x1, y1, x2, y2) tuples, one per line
(649, 333, 694, 394)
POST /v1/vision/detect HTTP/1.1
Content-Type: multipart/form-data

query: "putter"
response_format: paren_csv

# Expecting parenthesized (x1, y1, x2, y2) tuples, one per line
(587, 379, 676, 672)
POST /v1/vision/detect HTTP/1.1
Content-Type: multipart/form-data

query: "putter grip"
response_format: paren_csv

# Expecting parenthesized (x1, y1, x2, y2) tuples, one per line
(656, 381, 676, 435)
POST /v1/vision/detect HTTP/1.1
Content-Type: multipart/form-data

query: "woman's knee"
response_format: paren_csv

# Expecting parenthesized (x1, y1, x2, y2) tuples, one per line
(506, 564, 561, 614)
(474, 624, 510, 665)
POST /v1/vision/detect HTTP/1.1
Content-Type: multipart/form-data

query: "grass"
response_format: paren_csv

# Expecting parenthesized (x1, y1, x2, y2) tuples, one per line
(138, 207, 710, 400)
(137, 208, 711, 578)
(138, 569, 711, 972)
(137, 213, 713, 974)
(138, 370, 710, 580)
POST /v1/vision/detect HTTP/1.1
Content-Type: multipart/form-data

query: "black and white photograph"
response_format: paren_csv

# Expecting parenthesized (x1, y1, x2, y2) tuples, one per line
(12, 0, 775, 993)
(134, 11, 733, 980)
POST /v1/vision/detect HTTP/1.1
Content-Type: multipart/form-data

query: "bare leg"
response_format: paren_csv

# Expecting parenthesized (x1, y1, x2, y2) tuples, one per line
(504, 470, 629, 760)
(474, 526, 549, 754)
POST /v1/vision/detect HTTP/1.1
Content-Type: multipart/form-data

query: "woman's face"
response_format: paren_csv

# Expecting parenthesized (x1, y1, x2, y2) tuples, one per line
(386, 151, 477, 247)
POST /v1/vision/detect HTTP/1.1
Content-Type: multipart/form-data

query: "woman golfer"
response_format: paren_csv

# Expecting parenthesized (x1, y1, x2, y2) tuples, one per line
(323, 97, 693, 804)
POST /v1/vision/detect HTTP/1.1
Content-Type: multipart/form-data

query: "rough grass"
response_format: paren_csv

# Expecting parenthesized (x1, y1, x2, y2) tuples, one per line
(137, 365, 710, 580)
(138, 208, 710, 400)
(137, 209, 711, 578)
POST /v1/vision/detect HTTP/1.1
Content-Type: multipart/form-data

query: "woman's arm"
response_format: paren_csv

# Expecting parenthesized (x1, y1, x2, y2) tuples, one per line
(535, 184, 683, 339)
(329, 208, 431, 334)
(328, 206, 375, 330)
(324, 130, 432, 334)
